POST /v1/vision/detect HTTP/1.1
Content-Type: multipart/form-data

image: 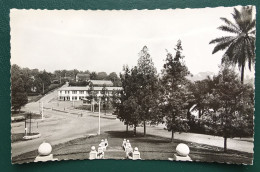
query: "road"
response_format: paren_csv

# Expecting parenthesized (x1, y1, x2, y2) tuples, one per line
(12, 84, 125, 157)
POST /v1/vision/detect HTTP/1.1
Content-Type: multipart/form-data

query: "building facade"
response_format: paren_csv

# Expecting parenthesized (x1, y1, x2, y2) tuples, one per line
(58, 86, 122, 101)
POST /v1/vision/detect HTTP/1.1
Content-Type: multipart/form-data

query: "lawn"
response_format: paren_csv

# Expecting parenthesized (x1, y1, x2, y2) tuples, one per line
(12, 130, 253, 164)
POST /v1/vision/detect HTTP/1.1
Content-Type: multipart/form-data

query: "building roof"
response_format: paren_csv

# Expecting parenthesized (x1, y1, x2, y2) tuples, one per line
(59, 86, 122, 91)
(89, 80, 113, 86)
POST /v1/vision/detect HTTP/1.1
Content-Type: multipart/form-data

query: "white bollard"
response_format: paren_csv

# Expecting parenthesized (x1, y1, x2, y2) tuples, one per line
(34, 142, 58, 162)
(132, 147, 141, 160)
(171, 143, 192, 161)
(89, 146, 97, 160)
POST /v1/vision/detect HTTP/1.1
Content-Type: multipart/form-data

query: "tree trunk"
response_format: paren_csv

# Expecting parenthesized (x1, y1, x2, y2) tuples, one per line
(224, 137, 227, 152)
(143, 121, 146, 137)
(126, 124, 128, 132)
(171, 130, 174, 142)
(241, 64, 245, 84)
(105, 103, 106, 115)
(134, 124, 137, 136)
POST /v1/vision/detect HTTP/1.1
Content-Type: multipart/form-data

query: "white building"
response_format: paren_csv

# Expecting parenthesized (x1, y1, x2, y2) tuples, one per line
(58, 86, 122, 101)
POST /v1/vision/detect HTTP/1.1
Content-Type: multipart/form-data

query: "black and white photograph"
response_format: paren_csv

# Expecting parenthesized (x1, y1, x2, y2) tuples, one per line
(10, 6, 255, 164)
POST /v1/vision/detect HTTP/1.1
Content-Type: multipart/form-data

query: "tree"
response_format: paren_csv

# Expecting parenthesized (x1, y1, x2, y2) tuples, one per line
(11, 65, 28, 112)
(108, 72, 121, 86)
(101, 84, 109, 115)
(97, 72, 108, 80)
(88, 82, 97, 112)
(209, 6, 256, 84)
(203, 67, 254, 152)
(188, 78, 213, 118)
(90, 72, 98, 80)
(161, 40, 190, 141)
(136, 46, 161, 136)
(114, 66, 141, 134)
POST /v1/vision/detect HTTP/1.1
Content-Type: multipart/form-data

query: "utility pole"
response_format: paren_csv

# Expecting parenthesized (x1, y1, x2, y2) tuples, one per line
(42, 83, 45, 94)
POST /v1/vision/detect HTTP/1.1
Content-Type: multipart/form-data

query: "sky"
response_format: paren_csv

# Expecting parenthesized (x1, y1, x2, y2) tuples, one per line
(10, 6, 255, 77)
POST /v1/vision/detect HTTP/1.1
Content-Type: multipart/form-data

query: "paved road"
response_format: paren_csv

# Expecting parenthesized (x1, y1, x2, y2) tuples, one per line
(12, 109, 125, 157)
(12, 84, 125, 157)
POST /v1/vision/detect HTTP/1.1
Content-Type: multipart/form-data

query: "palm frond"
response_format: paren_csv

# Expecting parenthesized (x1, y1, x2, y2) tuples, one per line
(212, 38, 234, 54)
(220, 17, 240, 32)
(209, 36, 235, 44)
(249, 30, 256, 35)
(246, 19, 256, 32)
(217, 25, 240, 34)
(224, 37, 243, 62)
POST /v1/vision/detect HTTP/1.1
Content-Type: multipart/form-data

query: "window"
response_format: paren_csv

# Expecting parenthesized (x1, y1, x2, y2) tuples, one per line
(79, 91, 84, 94)
(72, 91, 77, 94)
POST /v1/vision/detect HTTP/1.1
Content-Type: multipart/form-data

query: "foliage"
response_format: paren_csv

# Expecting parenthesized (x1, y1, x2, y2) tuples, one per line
(136, 46, 161, 136)
(101, 84, 109, 114)
(108, 72, 122, 86)
(114, 66, 141, 134)
(201, 67, 254, 151)
(11, 65, 28, 111)
(160, 40, 190, 141)
(97, 72, 108, 80)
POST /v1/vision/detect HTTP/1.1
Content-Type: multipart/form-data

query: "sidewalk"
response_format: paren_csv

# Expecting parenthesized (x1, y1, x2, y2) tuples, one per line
(143, 126, 254, 154)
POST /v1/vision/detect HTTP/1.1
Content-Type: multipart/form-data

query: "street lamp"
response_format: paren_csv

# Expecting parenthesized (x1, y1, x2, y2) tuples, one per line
(97, 92, 101, 135)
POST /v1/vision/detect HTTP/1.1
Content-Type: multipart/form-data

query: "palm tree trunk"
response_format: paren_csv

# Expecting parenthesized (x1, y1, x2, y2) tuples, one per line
(241, 64, 245, 84)
(224, 137, 227, 152)
(171, 130, 174, 142)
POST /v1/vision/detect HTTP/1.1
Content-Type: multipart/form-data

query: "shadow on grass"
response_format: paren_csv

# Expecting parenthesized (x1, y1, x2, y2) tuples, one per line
(12, 130, 254, 164)
(105, 131, 172, 144)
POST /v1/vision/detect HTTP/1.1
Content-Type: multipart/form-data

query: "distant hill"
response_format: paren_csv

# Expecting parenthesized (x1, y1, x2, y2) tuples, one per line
(186, 71, 215, 82)
(187, 72, 255, 86)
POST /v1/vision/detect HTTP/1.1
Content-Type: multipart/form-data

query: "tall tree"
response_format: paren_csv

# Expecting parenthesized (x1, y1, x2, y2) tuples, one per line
(161, 40, 190, 141)
(136, 46, 160, 136)
(202, 67, 254, 152)
(114, 66, 141, 134)
(209, 6, 256, 83)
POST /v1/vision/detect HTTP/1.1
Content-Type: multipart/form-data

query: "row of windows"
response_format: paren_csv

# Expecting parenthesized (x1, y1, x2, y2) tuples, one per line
(60, 90, 113, 94)
(60, 91, 87, 94)
(59, 96, 87, 101)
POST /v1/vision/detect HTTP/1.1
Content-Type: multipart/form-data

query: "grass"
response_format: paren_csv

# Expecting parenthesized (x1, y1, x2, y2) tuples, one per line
(11, 133, 39, 143)
(12, 130, 253, 164)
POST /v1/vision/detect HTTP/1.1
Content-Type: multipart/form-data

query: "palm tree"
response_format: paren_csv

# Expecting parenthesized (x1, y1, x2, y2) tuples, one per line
(209, 6, 256, 84)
